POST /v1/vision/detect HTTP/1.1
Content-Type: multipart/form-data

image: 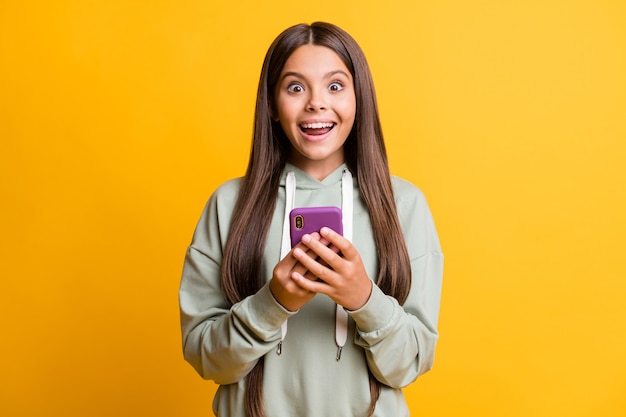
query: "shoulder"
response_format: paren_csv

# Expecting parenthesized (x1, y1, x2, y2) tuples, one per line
(390, 175, 435, 227)
(192, 177, 243, 243)
(390, 176, 427, 208)
(208, 177, 243, 207)
(390, 175, 442, 254)
(196, 177, 243, 224)
(212, 177, 243, 196)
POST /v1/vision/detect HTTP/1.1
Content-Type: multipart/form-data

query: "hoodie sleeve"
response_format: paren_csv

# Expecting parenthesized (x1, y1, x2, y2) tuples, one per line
(178, 181, 295, 384)
(349, 179, 444, 388)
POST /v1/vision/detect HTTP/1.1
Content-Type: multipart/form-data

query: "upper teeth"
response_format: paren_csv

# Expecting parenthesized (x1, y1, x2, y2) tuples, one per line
(301, 122, 334, 129)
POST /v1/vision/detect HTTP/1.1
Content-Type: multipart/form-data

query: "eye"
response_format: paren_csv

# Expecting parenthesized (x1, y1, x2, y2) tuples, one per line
(329, 81, 344, 92)
(287, 83, 304, 94)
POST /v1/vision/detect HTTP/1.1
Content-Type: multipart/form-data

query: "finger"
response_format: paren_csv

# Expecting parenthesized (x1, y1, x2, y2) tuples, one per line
(291, 270, 331, 294)
(308, 235, 338, 269)
(292, 231, 323, 249)
(288, 232, 321, 265)
(319, 227, 355, 258)
(294, 233, 341, 279)
(293, 246, 336, 284)
(300, 233, 344, 272)
(288, 232, 325, 279)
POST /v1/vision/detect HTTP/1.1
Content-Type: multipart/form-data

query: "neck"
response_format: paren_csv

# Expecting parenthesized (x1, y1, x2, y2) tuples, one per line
(287, 155, 345, 181)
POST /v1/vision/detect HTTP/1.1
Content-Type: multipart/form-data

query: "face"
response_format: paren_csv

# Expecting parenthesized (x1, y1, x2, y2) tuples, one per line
(273, 44, 356, 180)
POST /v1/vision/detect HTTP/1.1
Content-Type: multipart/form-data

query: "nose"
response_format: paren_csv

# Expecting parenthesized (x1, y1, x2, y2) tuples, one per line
(306, 88, 326, 111)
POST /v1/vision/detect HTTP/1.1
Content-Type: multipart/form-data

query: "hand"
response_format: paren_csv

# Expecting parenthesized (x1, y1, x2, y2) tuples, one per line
(269, 233, 323, 312)
(291, 227, 373, 311)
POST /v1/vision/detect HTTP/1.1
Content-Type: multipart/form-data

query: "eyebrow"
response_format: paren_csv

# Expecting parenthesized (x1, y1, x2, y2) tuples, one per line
(280, 70, 351, 81)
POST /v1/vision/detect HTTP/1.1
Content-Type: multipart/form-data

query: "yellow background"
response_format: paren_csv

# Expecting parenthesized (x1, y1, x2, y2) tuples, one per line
(1, 1, 625, 416)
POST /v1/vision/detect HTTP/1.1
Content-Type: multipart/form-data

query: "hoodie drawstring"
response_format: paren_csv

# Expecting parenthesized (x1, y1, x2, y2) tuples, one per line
(277, 172, 296, 356)
(277, 169, 353, 361)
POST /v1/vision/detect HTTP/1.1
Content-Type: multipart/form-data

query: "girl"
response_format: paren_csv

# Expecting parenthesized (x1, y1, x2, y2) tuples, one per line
(179, 22, 443, 417)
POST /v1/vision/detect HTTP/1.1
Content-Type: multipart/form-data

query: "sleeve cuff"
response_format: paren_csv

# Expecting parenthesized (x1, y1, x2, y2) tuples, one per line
(234, 283, 297, 336)
(346, 284, 396, 333)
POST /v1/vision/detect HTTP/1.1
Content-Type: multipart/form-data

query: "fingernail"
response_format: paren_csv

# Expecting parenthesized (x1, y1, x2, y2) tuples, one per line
(302, 234, 311, 243)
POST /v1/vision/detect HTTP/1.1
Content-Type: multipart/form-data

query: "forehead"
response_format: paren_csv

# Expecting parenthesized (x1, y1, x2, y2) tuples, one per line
(280, 44, 351, 78)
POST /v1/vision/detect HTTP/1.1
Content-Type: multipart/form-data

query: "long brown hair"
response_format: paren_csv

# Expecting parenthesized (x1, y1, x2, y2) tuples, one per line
(221, 22, 411, 417)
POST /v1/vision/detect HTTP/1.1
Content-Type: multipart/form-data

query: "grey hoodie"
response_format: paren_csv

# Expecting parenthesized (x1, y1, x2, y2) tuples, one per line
(179, 163, 443, 416)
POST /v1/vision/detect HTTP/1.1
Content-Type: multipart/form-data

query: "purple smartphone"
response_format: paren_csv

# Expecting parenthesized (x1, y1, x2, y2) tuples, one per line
(289, 206, 343, 247)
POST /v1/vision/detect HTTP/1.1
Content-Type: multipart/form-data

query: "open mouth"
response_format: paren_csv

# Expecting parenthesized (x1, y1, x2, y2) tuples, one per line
(299, 122, 335, 136)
